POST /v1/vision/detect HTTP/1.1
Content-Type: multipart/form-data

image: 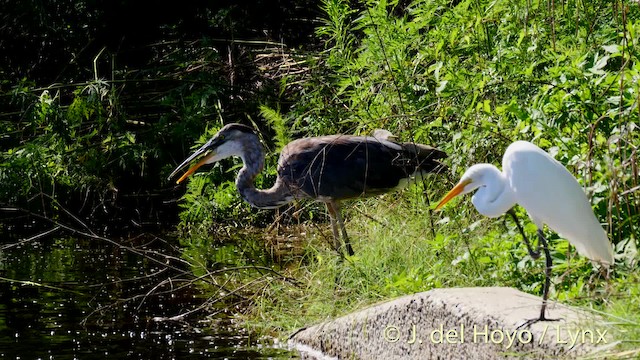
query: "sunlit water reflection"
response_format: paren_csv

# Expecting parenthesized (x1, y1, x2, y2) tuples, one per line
(0, 236, 296, 359)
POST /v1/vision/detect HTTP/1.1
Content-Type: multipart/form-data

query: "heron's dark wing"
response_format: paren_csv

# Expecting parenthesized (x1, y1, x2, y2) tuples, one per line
(277, 135, 446, 200)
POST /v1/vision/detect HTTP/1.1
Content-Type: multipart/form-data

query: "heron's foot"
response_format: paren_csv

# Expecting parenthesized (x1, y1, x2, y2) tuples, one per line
(516, 315, 561, 330)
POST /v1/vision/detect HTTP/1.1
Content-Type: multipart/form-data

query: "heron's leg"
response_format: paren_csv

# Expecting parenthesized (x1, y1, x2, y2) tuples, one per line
(327, 201, 354, 256)
(325, 202, 342, 254)
(331, 201, 355, 256)
(507, 209, 540, 260)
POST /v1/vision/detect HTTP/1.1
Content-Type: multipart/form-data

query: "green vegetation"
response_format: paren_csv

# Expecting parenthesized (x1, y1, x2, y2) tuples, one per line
(1, 0, 639, 357)
(178, 0, 640, 355)
(0, 1, 314, 231)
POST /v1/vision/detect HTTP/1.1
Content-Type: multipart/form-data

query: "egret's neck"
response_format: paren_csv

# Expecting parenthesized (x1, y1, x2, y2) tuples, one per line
(235, 136, 292, 209)
(470, 165, 516, 218)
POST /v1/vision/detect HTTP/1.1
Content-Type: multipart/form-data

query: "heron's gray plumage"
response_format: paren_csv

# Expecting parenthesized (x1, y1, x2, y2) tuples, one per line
(278, 135, 446, 200)
(169, 123, 447, 256)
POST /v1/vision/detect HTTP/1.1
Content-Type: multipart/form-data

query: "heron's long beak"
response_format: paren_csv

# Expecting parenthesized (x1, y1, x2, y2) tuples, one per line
(167, 140, 219, 184)
(175, 152, 216, 184)
(435, 179, 472, 210)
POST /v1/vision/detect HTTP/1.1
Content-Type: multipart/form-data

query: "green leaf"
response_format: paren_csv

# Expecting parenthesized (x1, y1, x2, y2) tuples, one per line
(601, 44, 620, 54)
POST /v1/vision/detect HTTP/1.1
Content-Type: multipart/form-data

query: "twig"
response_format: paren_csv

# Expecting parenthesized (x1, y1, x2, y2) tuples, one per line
(0, 225, 61, 250)
(620, 185, 640, 196)
(0, 276, 84, 295)
(1, 205, 188, 273)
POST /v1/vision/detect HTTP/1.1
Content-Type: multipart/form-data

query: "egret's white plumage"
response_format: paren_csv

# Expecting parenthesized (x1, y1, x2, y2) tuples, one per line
(503, 141, 613, 265)
(436, 140, 614, 323)
(437, 140, 613, 265)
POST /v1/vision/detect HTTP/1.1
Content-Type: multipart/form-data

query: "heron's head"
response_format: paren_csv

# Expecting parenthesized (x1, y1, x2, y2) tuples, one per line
(167, 123, 257, 184)
(434, 164, 493, 210)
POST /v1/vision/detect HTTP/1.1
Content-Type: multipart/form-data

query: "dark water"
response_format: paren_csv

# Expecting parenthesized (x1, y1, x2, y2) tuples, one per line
(0, 236, 296, 359)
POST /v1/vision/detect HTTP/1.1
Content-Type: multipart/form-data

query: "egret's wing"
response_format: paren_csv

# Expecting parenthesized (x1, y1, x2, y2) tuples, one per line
(504, 141, 613, 265)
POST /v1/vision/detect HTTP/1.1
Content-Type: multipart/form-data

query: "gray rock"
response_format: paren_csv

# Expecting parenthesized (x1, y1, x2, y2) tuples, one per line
(289, 287, 613, 359)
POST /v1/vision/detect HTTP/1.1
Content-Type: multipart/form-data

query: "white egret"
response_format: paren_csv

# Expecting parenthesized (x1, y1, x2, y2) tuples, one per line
(435, 140, 614, 323)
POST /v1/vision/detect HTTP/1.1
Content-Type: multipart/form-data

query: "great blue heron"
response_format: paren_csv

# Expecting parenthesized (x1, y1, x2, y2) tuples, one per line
(168, 123, 447, 256)
(435, 140, 613, 325)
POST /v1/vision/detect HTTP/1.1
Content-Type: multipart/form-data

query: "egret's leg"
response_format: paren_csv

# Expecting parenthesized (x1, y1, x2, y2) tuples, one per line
(507, 209, 540, 259)
(518, 229, 559, 328)
(537, 229, 555, 321)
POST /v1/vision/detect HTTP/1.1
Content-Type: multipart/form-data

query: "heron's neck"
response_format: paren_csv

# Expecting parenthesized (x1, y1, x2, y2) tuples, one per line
(471, 165, 516, 218)
(235, 137, 293, 209)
